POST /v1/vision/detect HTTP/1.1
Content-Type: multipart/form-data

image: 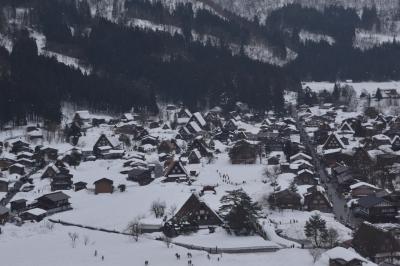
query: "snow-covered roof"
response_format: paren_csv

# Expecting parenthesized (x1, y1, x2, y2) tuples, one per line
(189, 121, 202, 133)
(24, 208, 47, 216)
(192, 112, 206, 127)
(349, 182, 379, 191)
(290, 152, 312, 162)
(122, 113, 134, 121)
(75, 110, 91, 120)
(324, 247, 366, 263)
(190, 149, 201, 159)
(297, 169, 314, 175)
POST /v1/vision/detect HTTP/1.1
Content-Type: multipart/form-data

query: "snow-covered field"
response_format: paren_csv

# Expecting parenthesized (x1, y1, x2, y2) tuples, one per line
(0, 221, 316, 266)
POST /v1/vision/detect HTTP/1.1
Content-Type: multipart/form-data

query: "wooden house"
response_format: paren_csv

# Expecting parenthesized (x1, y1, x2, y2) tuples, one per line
(353, 222, 400, 264)
(0, 157, 15, 170)
(186, 121, 202, 135)
(50, 172, 73, 191)
(178, 126, 192, 140)
(93, 134, 117, 156)
(295, 169, 315, 185)
(10, 140, 31, 154)
(140, 135, 159, 146)
(73, 110, 91, 125)
(322, 133, 345, 151)
(127, 168, 152, 185)
(20, 208, 47, 222)
(229, 140, 258, 164)
(121, 113, 134, 122)
(265, 137, 284, 152)
(273, 189, 302, 210)
(163, 161, 188, 182)
(303, 186, 332, 213)
(267, 156, 280, 165)
(158, 140, 180, 154)
(350, 182, 380, 198)
(290, 152, 312, 163)
(176, 108, 192, 125)
(372, 134, 392, 147)
(36, 191, 71, 211)
(355, 195, 398, 223)
(10, 199, 27, 212)
(173, 193, 223, 227)
(94, 178, 114, 194)
(189, 137, 212, 157)
(74, 181, 87, 191)
(327, 247, 365, 266)
(224, 119, 238, 132)
(339, 121, 355, 134)
(351, 148, 373, 172)
(39, 146, 58, 161)
(188, 112, 207, 130)
(391, 135, 400, 151)
(188, 149, 201, 164)
(41, 164, 60, 179)
(9, 163, 25, 175)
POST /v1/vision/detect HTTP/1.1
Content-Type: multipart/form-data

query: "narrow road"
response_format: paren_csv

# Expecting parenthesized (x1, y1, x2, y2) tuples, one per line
(290, 105, 357, 228)
(0, 167, 40, 206)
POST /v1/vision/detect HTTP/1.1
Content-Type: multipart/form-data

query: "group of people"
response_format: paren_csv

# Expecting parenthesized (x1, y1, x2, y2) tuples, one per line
(216, 170, 246, 186)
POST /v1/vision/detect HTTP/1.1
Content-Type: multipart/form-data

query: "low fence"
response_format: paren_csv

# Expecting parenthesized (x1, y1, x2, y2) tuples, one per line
(172, 242, 280, 254)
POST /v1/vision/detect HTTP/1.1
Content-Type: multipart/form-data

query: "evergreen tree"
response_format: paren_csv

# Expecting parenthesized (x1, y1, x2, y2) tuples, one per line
(304, 213, 328, 248)
(375, 88, 383, 102)
(331, 83, 341, 103)
(219, 189, 261, 235)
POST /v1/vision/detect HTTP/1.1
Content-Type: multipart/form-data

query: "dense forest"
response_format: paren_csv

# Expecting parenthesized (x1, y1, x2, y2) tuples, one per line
(0, 0, 294, 126)
(0, 0, 400, 126)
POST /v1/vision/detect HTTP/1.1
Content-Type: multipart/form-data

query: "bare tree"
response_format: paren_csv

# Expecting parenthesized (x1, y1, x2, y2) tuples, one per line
(68, 232, 79, 248)
(325, 227, 339, 248)
(150, 200, 166, 218)
(43, 221, 55, 231)
(264, 166, 281, 207)
(309, 248, 323, 263)
(83, 235, 90, 246)
(127, 217, 143, 242)
(163, 236, 172, 248)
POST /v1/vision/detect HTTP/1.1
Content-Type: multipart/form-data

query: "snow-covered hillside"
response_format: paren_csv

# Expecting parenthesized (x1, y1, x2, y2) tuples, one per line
(299, 30, 335, 45)
(354, 29, 399, 50)
(210, 0, 400, 32)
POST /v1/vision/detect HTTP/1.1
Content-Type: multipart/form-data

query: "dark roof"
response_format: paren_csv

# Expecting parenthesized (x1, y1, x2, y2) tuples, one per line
(74, 181, 88, 186)
(358, 195, 384, 208)
(11, 199, 27, 204)
(38, 191, 70, 202)
(94, 178, 113, 185)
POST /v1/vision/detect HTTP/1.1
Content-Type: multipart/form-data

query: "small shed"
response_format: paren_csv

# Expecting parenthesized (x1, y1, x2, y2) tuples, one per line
(74, 181, 88, 192)
(10, 199, 27, 212)
(94, 178, 114, 194)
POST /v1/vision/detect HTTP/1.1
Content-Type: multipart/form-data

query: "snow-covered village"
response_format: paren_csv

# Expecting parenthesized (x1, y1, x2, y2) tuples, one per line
(0, 81, 399, 266)
(3, 0, 400, 265)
